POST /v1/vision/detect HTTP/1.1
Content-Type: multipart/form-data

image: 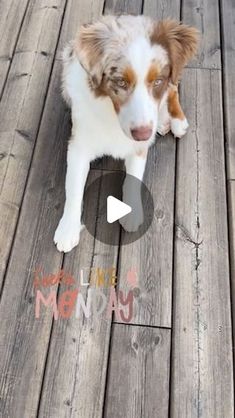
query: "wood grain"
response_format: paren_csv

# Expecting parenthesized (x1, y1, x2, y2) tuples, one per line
(38, 170, 121, 418)
(0, 1, 105, 417)
(38, 1, 143, 417)
(171, 68, 234, 418)
(181, 0, 221, 69)
(228, 180, 235, 365)
(0, 0, 29, 96)
(144, 0, 180, 19)
(104, 324, 171, 418)
(116, 137, 175, 327)
(220, 0, 235, 179)
(0, 0, 67, 289)
(104, 0, 142, 15)
(0, 61, 67, 418)
(0, 1, 234, 417)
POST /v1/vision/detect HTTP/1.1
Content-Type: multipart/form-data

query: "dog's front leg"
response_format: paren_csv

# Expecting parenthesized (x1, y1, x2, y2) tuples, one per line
(168, 84, 189, 138)
(119, 153, 147, 232)
(54, 141, 90, 253)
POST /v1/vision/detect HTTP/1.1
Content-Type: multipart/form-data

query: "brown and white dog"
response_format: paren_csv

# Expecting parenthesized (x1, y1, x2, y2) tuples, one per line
(54, 15, 198, 252)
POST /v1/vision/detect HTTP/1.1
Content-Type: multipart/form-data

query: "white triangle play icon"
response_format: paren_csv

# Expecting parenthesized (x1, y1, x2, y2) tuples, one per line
(107, 196, 132, 224)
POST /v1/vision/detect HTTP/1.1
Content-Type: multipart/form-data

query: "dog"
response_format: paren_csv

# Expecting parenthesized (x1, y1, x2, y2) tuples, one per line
(54, 15, 198, 253)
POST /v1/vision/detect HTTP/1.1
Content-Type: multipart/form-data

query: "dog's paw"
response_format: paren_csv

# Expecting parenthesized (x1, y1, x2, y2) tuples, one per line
(171, 117, 189, 138)
(157, 120, 171, 136)
(119, 204, 144, 232)
(54, 216, 82, 253)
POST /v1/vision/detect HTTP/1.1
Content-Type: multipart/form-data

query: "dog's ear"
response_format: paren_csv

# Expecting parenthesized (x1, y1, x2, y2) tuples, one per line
(151, 19, 199, 84)
(75, 18, 115, 88)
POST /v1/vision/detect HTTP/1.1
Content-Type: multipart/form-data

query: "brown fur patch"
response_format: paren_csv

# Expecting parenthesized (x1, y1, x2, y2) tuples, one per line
(75, 18, 116, 89)
(93, 66, 137, 112)
(146, 63, 170, 100)
(146, 64, 160, 84)
(123, 66, 137, 86)
(168, 86, 185, 119)
(150, 19, 199, 84)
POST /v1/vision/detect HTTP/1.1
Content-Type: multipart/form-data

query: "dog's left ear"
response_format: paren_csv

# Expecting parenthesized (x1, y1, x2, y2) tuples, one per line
(151, 19, 199, 84)
(75, 18, 115, 88)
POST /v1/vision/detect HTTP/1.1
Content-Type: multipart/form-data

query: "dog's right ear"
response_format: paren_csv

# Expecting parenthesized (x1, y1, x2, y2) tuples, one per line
(75, 18, 114, 88)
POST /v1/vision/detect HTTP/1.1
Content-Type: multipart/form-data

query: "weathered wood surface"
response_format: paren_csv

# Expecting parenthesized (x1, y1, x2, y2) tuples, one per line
(115, 0, 178, 329)
(0, 0, 67, 290)
(0, 0, 105, 417)
(104, 324, 171, 417)
(0, 0, 29, 96)
(104, 0, 142, 15)
(38, 172, 121, 418)
(171, 68, 234, 418)
(0, 60, 66, 418)
(0, 0, 234, 417)
(38, 2, 143, 417)
(220, 0, 235, 179)
(116, 138, 175, 327)
(228, 180, 235, 359)
(181, 0, 221, 69)
(144, 0, 180, 20)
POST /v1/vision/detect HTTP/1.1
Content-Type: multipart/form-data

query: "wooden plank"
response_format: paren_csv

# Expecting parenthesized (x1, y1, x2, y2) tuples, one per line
(0, 0, 30, 96)
(0, 0, 67, 289)
(0, 61, 66, 418)
(144, 0, 180, 19)
(0, 201, 19, 275)
(181, 0, 221, 69)
(104, 0, 142, 14)
(115, 0, 180, 328)
(220, 0, 235, 179)
(228, 180, 235, 359)
(104, 324, 171, 417)
(38, 171, 121, 418)
(116, 137, 175, 327)
(38, 2, 144, 417)
(171, 69, 234, 417)
(0, 0, 105, 417)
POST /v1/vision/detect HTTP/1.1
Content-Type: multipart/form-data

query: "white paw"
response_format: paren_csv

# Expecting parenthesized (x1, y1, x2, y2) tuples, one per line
(171, 117, 189, 138)
(54, 215, 82, 253)
(119, 203, 144, 232)
(157, 120, 171, 136)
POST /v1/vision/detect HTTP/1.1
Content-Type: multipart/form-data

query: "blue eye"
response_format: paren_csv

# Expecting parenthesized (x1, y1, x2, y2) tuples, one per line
(116, 78, 128, 88)
(154, 79, 163, 87)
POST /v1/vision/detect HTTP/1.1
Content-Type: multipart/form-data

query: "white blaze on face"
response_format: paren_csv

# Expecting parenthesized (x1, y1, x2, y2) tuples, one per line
(118, 37, 169, 141)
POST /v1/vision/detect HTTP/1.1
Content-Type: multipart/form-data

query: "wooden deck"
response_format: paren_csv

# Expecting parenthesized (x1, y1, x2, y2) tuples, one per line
(0, 0, 234, 417)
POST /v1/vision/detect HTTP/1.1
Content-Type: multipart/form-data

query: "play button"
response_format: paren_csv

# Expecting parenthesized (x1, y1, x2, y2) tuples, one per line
(82, 171, 154, 246)
(107, 196, 132, 223)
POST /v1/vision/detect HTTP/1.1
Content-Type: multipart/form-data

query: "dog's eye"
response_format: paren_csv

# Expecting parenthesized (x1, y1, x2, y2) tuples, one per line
(115, 78, 128, 89)
(154, 78, 163, 87)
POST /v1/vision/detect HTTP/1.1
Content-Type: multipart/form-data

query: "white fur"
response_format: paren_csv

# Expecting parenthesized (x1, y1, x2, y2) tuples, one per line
(171, 117, 189, 138)
(54, 23, 186, 252)
(117, 38, 168, 138)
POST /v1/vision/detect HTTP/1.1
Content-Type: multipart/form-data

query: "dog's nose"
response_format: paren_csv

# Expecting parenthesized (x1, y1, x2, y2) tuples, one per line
(131, 125, 153, 141)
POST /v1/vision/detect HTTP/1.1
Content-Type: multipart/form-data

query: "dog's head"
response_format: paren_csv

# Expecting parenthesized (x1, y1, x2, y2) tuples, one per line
(75, 15, 199, 142)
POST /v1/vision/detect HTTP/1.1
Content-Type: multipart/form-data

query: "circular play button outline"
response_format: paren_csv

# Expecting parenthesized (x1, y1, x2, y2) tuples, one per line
(82, 171, 154, 246)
